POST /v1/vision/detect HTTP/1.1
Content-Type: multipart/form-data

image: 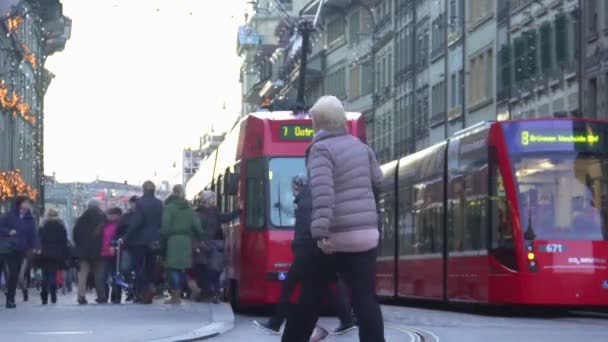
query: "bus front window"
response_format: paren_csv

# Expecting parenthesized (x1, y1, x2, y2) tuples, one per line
(269, 158, 306, 228)
(514, 154, 608, 241)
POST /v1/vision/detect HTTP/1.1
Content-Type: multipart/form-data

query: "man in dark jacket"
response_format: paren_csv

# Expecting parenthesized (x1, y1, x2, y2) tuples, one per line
(121, 181, 163, 304)
(0, 196, 40, 308)
(254, 176, 355, 334)
(73, 198, 106, 305)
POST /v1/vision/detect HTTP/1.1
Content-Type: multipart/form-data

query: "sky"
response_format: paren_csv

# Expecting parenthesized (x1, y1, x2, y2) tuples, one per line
(44, 0, 246, 185)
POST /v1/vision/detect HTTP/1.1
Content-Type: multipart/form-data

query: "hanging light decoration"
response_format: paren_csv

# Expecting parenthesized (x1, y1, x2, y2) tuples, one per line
(21, 44, 37, 69)
(0, 80, 37, 125)
(7, 16, 23, 32)
(0, 169, 38, 201)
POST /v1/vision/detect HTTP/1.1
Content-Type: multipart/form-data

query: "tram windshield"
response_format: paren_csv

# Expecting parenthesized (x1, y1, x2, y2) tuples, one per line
(514, 153, 608, 241)
(269, 157, 306, 228)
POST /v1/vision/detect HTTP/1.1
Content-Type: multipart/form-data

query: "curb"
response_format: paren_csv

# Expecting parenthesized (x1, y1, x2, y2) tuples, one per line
(149, 303, 235, 342)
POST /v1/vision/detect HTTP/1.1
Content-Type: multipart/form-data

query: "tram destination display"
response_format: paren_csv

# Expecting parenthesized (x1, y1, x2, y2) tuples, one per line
(279, 124, 315, 141)
(504, 121, 608, 153)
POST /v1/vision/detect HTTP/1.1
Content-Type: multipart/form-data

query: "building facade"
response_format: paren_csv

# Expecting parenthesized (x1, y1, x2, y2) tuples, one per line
(239, 0, 598, 165)
(0, 0, 71, 213)
(45, 177, 142, 237)
(182, 130, 225, 185)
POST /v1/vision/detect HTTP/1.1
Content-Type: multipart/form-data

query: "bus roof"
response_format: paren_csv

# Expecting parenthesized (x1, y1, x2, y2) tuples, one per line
(186, 111, 364, 200)
(249, 111, 362, 121)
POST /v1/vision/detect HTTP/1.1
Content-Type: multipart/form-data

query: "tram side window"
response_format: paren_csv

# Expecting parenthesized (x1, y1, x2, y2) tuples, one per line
(379, 192, 396, 257)
(246, 158, 266, 228)
(490, 163, 517, 270)
(398, 186, 415, 255)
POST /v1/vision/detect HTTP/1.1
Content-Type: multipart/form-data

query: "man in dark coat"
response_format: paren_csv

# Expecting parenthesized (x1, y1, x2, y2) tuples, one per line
(73, 198, 106, 305)
(254, 176, 355, 334)
(122, 181, 163, 304)
(0, 196, 40, 309)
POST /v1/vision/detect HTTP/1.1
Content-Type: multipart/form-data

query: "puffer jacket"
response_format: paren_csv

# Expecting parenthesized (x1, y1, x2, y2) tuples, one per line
(306, 128, 383, 253)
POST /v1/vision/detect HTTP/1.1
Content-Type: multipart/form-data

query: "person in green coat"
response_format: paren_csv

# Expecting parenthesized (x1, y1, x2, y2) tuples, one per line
(161, 184, 204, 304)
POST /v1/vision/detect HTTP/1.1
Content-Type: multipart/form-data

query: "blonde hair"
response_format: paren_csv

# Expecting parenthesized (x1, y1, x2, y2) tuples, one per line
(309, 95, 347, 130)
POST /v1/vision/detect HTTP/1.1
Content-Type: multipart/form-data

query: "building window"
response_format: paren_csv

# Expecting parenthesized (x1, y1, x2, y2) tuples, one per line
(327, 17, 346, 45)
(588, 0, 598, 36)
(469, 0, 494, 27)
(514, 35, 526, 83)
(388, 54, 393, 87)
(349, 9, 372, 44)
(589, 78, 598, 118)
(555, 13, 570, 64)
(326, 67, 346, 99)
(525, 30, 538, 78)
(432, 13, 446, 58)
(469, 49, 493, 107)
(349, 66, 360, 99)
(362, 62, 374, 95)
(498, 44, 512, 93)
(540, 22, 553, 72)
(432, 80, 446, 120)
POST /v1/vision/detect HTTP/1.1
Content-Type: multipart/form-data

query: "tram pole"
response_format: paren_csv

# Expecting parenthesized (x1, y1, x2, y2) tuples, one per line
(296, 19, 313, 105)
(296, 0, 325, 106)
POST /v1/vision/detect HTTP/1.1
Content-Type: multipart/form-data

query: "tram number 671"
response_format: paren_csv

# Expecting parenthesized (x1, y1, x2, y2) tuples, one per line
(541, 244, 566, 253)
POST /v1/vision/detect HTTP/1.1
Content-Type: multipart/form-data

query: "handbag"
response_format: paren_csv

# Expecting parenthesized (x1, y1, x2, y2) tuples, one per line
(0, 237, 16, 256)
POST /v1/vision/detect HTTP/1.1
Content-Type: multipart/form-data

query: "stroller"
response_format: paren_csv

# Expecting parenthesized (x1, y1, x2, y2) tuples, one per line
(108, 241, 135, 302)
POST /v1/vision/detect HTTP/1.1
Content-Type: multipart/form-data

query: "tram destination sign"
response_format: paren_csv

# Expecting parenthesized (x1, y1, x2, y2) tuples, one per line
(506, 122, 608, 153)
(279, 124, 314, 141)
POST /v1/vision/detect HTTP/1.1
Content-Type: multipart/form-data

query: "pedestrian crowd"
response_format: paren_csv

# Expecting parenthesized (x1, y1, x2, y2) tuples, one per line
(0, 94, 385, 342)
(0, 180, 238, 309)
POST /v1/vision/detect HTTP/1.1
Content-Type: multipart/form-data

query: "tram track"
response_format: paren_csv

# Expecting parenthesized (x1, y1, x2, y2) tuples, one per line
(310, 323, 439, 342)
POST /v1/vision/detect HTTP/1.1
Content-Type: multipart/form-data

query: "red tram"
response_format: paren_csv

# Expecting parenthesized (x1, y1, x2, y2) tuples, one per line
(185, 111, 365, 310)
(377, 118, 608, 306)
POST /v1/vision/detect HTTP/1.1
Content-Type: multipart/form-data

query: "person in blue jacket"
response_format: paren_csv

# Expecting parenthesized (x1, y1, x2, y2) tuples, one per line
(0, 196, 40, 309)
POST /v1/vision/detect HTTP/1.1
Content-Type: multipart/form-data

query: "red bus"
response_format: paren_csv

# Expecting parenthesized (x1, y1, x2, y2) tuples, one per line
(377, 118, 608, 306)
(185, 111, 366, 310)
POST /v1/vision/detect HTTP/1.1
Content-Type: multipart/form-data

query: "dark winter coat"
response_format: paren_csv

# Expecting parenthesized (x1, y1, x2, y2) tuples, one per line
(116, 209, 135, 241)
(124, 193, 163, 248)
(72, 207, 106, 259)
(291, 185, 314, 251)
(161, 196, 203, 270)
(195, 206, 239, 241)
(306, 128, 383, 252)
(0, 209, 40, 253)
(39, 218, 69, 260)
